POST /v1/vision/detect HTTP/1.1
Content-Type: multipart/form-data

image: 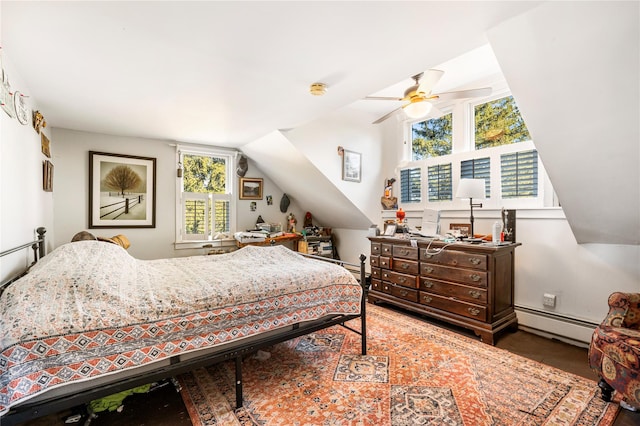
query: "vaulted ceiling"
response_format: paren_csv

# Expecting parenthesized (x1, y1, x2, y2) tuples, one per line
(2, 1, 638, 245)
(1, 1, 540, 146)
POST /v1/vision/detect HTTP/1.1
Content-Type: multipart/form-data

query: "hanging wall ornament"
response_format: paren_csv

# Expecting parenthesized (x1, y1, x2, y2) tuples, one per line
(280, 193, 290, 213)
(236, 154, 248, 177)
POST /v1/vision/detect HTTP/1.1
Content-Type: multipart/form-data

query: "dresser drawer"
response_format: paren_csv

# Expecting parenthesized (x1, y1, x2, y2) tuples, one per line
(379, 256, 391, 269)
(420, 263, 488, 287)
(420, 277, 487, 304)
(381, 244, 393, 256)
(383, 282, 419, 303)
(371, 278, 383, 292)
(420, 249, 487, 270)
(371, 243, 381, 256)
(370, 267, 381, 280)
(370, 255, 380, 268)
(392, 245, 418, 260)
(391, 258, 419, 275)
(381, 270, 418, 289)
(419, 292, 487, 321)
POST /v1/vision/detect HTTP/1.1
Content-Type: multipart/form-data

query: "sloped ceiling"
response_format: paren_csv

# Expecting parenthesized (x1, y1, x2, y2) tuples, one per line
(240, 131, 372, 230)
(1, 1, 541, 146)
(2, 2, 638, 245)
(488, 2, 639, 245)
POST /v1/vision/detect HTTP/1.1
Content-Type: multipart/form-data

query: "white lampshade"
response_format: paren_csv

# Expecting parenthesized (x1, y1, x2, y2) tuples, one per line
(456, 178, 486, 200)
(403, 99, 433, 119)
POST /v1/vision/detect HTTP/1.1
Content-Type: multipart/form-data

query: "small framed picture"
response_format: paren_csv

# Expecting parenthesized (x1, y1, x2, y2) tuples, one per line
(383, 224, 397, 236)
(342, 149, 361, 182)
(43, 160, 54, 192)
(239, 177, 263, 200)
(450, 223, 471, 238)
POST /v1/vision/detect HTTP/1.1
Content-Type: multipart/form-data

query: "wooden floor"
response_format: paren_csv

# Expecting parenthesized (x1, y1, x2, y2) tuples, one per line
(19, 308, 640, 426)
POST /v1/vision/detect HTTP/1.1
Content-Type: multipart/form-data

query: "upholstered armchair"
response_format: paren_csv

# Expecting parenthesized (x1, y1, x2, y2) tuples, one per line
(589, 292, 640, 410)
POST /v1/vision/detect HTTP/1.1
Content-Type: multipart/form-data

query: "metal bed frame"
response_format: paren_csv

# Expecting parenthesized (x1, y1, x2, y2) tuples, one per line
(0, 228, 368, 425)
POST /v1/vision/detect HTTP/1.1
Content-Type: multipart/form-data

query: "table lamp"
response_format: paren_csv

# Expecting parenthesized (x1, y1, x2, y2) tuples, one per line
(456, 178, 485, 238)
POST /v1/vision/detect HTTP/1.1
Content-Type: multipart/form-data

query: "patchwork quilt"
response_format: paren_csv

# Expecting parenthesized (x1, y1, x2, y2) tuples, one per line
(0, 242, 362, 416)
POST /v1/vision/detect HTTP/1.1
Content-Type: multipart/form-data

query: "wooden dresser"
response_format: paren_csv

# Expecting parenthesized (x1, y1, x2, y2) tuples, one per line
(368, 236, 520, 345)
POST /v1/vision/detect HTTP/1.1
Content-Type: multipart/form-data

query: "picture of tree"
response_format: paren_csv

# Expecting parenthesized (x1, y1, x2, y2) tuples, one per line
(89, 152, 156, 228)
(103, 164, 143, 196)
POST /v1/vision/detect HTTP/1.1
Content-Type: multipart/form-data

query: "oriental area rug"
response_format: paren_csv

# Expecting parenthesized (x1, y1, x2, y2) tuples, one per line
(178, 304, 619, 425)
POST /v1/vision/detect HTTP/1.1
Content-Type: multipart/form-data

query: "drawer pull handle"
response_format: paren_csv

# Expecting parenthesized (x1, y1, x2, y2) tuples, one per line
(383, 273, 388, 278)
(469, 290, 481, 299)
(381, 261, 388, 266)
(469, 258, 481, 265)
(424, 266, 434, 274)
(422, 295, 433, 303)
(467, 307, 480, 316)
(451, 260, 458, 265)
(470, 274, 481, 282)
(384, 286, 389, 291)
(424, 253, 433, 259)
(424, 281, 434, 288)
(399, 249, 409, 255)
(401, 263, 409, 270)
(399, 277, 406, 284)
(384, 248, 390, 252)
(400, 290, 408, 297)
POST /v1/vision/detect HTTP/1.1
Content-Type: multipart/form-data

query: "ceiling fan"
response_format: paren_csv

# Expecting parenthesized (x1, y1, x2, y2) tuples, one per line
(366, 69, 492, 124)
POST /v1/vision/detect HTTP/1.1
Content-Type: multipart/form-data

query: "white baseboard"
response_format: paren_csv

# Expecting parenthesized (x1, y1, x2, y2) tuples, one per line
(515, 306, 597, 348)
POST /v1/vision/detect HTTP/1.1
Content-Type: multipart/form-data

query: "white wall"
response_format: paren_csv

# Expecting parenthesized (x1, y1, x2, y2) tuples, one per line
(284, 107, 385, 224)
(51, 128, 302, 259)
(0, 52, 54, 282)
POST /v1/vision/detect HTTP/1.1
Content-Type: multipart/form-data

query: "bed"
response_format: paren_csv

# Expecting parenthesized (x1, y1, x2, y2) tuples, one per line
(0, 228, 367, 425)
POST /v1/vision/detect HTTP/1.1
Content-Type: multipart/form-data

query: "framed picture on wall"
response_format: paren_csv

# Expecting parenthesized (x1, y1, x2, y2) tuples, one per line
(342, 149, 361, 182)
(239, 177, 263, 200)
(42, 160, 53, 192)
(89, 151, 156, 228)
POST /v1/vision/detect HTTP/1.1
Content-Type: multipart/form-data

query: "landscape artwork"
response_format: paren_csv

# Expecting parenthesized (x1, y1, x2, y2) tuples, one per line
(89, 151, 156, 228)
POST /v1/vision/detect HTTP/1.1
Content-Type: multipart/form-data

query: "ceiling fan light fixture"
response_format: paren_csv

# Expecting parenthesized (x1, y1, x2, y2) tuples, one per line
(309, 82, 327, 96)
(403, 98, 432, 119)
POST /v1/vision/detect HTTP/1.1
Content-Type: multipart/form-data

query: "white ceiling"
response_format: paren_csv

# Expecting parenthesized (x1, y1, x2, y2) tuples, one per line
(1, 1, 540, 147)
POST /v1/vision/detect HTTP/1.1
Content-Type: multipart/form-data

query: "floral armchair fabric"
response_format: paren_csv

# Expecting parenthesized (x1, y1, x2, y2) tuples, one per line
(588, 292, 640, 409)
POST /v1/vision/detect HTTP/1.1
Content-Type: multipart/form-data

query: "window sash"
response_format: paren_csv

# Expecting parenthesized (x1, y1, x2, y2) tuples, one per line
(501, 150, 538, 198)
(427, 163, 452, 201)
(400, 168, 421, 203)
(461, 157, 491, 198)
(411, 113, 453, 160)
(176, 147, 236, 243)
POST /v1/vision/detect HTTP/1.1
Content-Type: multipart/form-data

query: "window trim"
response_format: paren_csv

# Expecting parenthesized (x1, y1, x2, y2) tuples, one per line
(174, 145, 238, 248)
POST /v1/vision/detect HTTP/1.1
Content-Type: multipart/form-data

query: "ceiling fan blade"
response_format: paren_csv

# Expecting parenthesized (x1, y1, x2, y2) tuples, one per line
(416, 69, 445, 95)
(365, 96, 404, 101)
(372, 107, 402, 124)
(433, 87, 492, 101)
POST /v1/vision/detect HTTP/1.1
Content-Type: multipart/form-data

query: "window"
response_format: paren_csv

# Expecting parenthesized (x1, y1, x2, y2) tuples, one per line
(475, 95, 531, 150)
(461, 157, 490, 198)
(411, 113, 453, 160)
(427, 163, 452, 201)
(501, 150, 538, 198)
(400, 168, 421, 203)
(178, 148, 235, 242)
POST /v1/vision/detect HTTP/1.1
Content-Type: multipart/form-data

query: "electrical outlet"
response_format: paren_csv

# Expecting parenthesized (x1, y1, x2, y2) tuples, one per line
(543, 293, 556, 308)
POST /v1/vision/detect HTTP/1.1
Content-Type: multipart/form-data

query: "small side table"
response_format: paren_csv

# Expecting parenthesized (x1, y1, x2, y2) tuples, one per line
(236, 233, 302, 249)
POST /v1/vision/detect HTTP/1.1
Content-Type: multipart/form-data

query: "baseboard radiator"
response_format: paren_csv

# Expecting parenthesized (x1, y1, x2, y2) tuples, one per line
(515, 305, 599, 348)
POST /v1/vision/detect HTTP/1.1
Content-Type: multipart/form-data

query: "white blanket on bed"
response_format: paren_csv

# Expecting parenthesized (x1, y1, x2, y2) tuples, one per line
(0, 241, 362, 415)
(1, 241, 360, 347)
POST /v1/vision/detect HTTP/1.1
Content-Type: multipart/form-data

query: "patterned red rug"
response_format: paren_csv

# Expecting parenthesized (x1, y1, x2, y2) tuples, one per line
(178, 304, 619, 425)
